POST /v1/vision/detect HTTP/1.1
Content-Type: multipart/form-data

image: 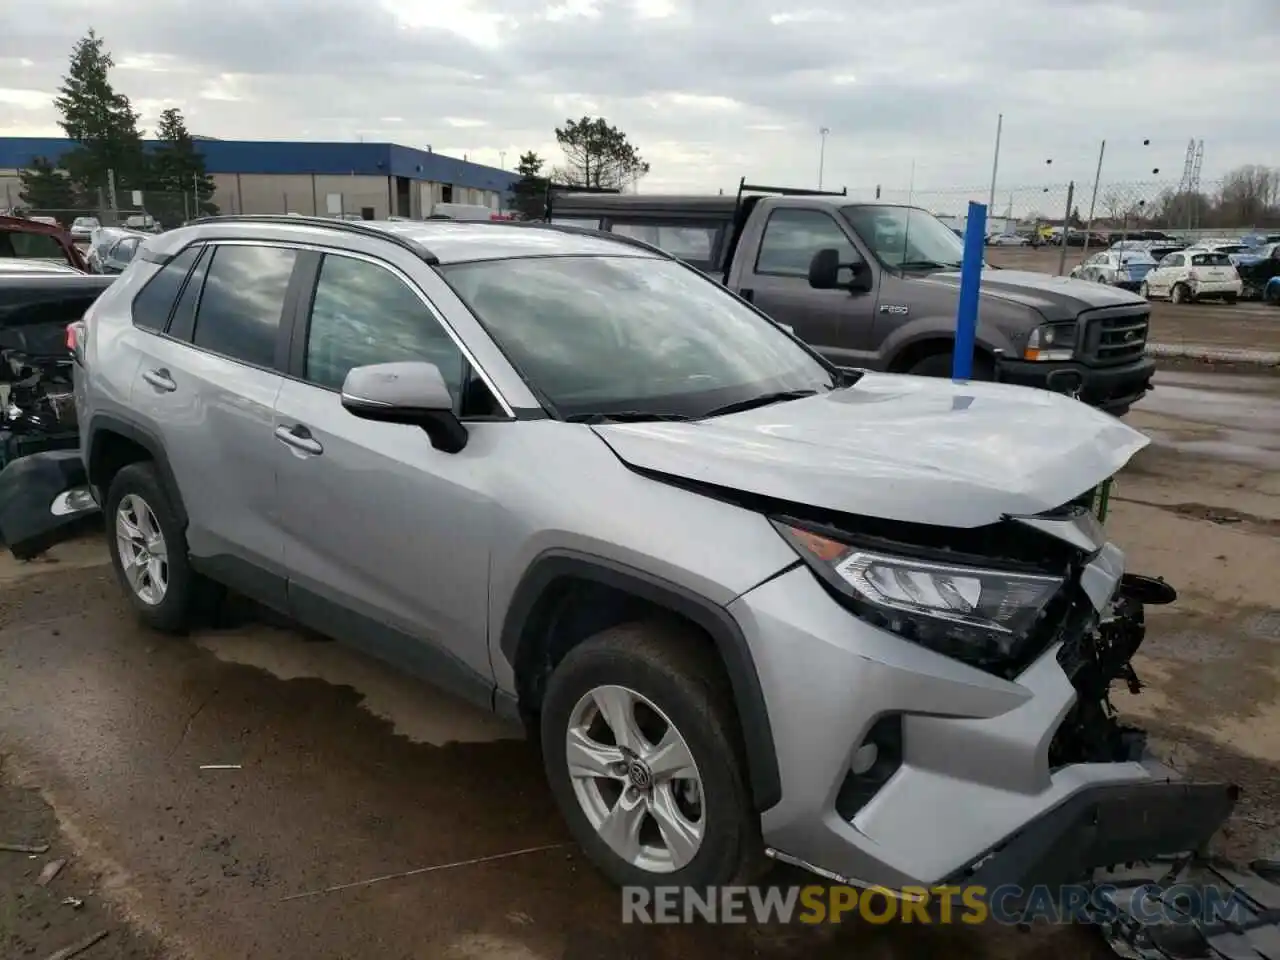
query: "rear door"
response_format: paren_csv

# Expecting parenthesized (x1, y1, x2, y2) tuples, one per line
(126, 241, 304, 606)
(733, 206, 877, 366)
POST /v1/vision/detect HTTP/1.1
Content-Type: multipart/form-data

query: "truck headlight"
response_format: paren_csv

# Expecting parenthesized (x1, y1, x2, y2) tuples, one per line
(775, 521, 1065, 666)
(1023, 322, 1076, 361)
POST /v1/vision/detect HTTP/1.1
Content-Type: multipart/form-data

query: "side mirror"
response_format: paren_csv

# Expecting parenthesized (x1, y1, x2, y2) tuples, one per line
(808, 248, 872, 293)
(341, 361, 468, 453)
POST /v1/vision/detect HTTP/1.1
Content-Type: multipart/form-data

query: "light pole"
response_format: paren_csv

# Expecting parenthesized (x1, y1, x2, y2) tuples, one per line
(987, 113, 1002, 213)
(817, 127, 830, 190)
(1081, 139, 1156, 258)
(499, 151, 507, 170)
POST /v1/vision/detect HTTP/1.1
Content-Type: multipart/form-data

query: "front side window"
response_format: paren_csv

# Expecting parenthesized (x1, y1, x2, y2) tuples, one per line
(304, 254, 466, 398)
(843, 205, 967, 269)
(440, 255, 835, 419)
(756, 209, 857, 277)
(191, 244, 297, 368)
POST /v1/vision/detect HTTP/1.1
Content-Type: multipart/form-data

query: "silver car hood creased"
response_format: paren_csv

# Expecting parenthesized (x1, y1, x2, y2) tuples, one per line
(592, 372, 1149, 529)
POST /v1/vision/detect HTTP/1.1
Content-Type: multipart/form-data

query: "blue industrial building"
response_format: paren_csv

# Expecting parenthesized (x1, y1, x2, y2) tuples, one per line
(0, 137, 522, 219)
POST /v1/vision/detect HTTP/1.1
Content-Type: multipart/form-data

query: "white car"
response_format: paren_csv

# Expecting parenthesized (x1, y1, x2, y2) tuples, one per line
(987, 232, 1030, 246)
(27, 215, 59, 227)
(1140, 249, 1242, 304)
(1070, 250, 1158, 292)
(70, 216, 101, 241)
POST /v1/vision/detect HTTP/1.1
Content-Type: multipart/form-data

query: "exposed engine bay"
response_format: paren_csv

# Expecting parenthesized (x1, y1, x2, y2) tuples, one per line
(1, 348, 79, 467)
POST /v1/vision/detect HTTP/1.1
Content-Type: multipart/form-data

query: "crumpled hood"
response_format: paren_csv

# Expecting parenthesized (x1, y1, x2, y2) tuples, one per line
(921, 268, 1148, 321)
(592, 373, 1149, 528)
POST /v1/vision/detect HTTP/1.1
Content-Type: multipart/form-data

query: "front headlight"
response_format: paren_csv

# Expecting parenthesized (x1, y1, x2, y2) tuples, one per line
(775, 522, 1065, 666)
(1023, 322, 1076, 361)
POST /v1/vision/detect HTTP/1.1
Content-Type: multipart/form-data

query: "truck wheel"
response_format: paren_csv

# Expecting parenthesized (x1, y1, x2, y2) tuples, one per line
(104, 462, 214, 634)
(1171, 283, 1190, 305)
(539, 620, 764, 890)
(907, 352, 995, 380)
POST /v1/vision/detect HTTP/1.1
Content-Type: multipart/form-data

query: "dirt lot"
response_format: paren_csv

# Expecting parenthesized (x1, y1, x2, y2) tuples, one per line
(987, 245, 1280, 354)
(0, 371, 1277, 960)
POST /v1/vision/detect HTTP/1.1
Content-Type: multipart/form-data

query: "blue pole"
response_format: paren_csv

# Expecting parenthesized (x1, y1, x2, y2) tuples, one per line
(953, 200, 988, 380)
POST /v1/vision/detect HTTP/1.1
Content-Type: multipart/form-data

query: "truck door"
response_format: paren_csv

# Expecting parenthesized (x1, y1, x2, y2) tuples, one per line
(732, 206, 879, 369)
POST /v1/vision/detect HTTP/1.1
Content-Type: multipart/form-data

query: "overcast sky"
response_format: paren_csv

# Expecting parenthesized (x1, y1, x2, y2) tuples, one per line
(1, 0, 1277, 196)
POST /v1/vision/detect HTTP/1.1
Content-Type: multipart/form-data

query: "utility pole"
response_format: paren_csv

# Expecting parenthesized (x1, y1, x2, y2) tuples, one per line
(817, 127, 830, 190)
(987, 113, 1003, 213)
(1081, 140, 1106, 259)
(1057, 180, 1075, 276)
(106, 168, 118, 225)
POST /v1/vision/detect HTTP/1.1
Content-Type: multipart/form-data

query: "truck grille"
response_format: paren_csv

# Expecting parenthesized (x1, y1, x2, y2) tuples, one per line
(1081, 308, 1149, 365)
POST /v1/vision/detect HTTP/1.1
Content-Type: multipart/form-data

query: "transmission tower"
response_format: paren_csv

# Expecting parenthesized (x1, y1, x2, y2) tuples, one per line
(1178, 139, 1196, 193)
(1176, 139, 1205, 232)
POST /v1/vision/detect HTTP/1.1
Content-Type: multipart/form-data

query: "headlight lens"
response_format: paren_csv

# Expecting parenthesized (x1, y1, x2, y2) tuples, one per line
(777, 522, 1064, 665)
(1023, 322, 1076, 361)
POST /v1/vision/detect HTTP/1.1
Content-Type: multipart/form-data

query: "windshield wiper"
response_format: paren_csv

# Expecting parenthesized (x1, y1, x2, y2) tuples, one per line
(700, 389, 820, 419)
(898, 259, 963, 270)
(565, 411, 693, 424)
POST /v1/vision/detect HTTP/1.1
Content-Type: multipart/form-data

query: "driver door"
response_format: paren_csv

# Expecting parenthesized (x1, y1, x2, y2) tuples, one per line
(737, 207, 878, 368)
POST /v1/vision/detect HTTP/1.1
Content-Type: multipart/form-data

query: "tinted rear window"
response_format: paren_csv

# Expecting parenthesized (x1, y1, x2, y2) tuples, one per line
(191, 245, 297, 368)
(130, 245, 202, 331)
(1191, 253, 1231, 266)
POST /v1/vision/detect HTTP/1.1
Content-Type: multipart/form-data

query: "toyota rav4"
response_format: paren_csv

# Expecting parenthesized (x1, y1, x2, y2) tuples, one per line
(71, 215, 1235, 895)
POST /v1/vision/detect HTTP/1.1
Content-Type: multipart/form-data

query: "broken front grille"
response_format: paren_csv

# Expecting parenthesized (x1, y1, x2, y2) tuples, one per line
(1081, 308, 1149, 365)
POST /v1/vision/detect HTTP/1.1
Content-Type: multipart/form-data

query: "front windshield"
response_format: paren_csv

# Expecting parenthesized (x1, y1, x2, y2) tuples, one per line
(841, 204, 967, 268)
(439, 255, 836, 419)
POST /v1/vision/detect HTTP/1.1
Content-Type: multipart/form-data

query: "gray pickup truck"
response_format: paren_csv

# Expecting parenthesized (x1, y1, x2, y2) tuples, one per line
(548, 182, 1155, 415)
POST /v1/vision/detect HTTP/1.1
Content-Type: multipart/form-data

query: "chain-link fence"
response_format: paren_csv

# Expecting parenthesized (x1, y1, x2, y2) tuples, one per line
(1, 181, 213, 233)
(853, 178, 1280, 240)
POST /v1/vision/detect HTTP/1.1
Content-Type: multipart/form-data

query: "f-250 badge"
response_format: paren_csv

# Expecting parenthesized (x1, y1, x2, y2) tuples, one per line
(879, 304, 909, 315)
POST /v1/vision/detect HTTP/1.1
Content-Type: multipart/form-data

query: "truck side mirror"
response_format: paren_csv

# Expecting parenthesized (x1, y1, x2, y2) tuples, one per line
(809, 248, 872, 293)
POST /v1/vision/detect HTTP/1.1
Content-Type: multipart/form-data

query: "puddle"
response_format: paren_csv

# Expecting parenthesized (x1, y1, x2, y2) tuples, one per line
(196, 627, 522, 746)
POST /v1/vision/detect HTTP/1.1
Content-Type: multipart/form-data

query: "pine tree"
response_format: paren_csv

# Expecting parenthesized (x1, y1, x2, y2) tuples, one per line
(508, 151, 548, 220)
(151, 108, 219, 221)
(17, 157, 78, 223)
(53, 29, 146, 200)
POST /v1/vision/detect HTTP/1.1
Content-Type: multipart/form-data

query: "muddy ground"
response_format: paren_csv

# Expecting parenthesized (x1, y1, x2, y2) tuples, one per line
(0, 367, 1277, 960)
(986, 246, 1280, 354)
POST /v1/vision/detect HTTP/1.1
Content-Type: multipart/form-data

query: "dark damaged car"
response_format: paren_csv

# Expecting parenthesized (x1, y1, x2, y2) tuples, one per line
(0, 261, 112, 556)
(547, 184, 1156, 415)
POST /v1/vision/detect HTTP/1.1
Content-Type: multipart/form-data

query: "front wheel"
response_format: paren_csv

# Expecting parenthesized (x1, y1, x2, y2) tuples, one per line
(540, 621, 763, 890)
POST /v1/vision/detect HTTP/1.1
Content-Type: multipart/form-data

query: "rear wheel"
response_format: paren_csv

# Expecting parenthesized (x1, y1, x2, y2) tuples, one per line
(1223, 294, 1238, 305)
(907, 351, 995, 380)
(1139, 281, 1150, 299)
(540, 621, 764, 890)
(1171, 283, 1191, 305)
(104, 462, 213, 634)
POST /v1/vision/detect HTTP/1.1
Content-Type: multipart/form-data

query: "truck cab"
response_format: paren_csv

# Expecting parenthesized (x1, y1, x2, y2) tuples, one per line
(548, 183, 1156, 416)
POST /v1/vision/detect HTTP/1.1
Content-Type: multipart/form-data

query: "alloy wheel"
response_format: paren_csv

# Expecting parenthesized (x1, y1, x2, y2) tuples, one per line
(115, 493, 169, 605)
(565, 684, 705, 874)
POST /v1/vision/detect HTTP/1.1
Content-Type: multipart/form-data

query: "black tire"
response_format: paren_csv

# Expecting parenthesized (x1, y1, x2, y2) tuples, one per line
(104, 462, 212, 634)
(540, 620, 764, 890)
(1266, 283, 1280, 305)
(906, 351, 995, 380)
(1171, 283, 1190, 305)
(1223, 294, 1238, 305)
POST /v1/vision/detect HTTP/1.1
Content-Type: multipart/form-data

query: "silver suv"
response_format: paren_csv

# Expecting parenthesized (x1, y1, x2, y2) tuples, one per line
(71, 215, 1235, 896)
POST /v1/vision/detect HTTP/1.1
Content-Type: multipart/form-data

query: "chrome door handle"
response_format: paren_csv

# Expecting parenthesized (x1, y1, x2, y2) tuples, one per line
(275, 424, 323, 455)
(142, 368, 176, 392)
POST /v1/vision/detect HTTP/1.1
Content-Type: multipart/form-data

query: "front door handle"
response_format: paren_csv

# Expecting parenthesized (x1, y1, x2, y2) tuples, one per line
(142, 368, 176, 392)
(275, 424, 323, 456)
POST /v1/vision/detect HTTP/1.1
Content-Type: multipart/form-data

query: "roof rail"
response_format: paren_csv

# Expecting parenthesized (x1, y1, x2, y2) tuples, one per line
(185, 214, 440, 265)
(449, 216, 677, 261)
(735, 177, 847, 199)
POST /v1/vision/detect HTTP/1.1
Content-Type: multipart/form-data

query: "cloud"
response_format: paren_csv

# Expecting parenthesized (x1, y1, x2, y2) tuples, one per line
(1, 0, 1276, 194)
